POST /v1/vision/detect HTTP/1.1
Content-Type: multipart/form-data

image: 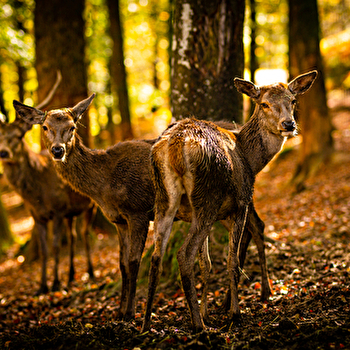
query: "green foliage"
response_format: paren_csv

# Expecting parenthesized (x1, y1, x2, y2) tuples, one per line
(319, 0, 350, 90)
(85, 0, 172, 140)
(0, 0, 348, 145)
(244, 0, 289, 72)
(0, 0, 34, 65)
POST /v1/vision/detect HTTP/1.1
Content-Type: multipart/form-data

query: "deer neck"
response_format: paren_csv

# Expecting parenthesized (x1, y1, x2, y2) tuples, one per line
(53, 135, 105, 198)
(3, 141, 49, 195)
(237, 112, 286, 175)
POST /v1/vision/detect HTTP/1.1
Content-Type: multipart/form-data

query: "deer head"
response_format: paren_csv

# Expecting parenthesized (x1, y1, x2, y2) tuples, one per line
(234, 70, 318, 138)
(13, 94, 95, 162)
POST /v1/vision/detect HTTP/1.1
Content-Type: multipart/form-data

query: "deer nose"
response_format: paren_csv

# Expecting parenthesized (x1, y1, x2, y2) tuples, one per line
(281, 120, 296, 131)
(51, 145, 65, 159)
(0, 150, 9, 158)
(0, 150, 10, 158)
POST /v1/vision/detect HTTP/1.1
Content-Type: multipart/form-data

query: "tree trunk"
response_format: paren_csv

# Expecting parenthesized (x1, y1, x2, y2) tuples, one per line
(248, 0, 257, 119)
(0, 193, 13, 254)
(171, 0, 245, 123)
(107, 0, 134, 141)
(34, 0, 91, 146)
(0, 70, 8, 121)
(288, 0, 334, 192)
(16, 63, 25, 104)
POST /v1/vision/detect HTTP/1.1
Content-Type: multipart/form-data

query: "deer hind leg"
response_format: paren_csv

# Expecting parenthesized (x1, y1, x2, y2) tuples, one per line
(198, 236, 212, 322)
(177, 214, 216, 332)
(246, 206, 271, 301)
(36, 221, 49, 295)
(67, 216, 77, 284)
(123, 215, 149, 321)
(142, 183, 183, 332)
(115, 222, 130, 319)
(80, 206, 96, 280)
(52, 216, 67, 291)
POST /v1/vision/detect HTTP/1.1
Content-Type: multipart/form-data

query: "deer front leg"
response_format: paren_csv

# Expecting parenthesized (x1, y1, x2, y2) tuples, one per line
(52, 216, 66, 291)
(115, 223, 130, 319)
(246, 206, 271, 301)
(80, 205, 96, 280)
(123, 215, 149, 321)
(198, 236, 212, 322)
(67, 216, 77, 284)
(35, 221, 49, 295)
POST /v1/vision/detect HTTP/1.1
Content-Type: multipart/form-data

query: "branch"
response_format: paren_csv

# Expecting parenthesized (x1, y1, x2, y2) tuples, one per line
(36, 70, 62, 109)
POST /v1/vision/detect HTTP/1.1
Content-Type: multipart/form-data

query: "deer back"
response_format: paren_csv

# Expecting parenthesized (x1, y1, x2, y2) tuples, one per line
(152, 118, 254, 220)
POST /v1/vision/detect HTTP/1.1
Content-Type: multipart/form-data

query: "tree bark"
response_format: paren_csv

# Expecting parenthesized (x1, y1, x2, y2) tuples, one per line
(0, 192, 13, 254)
(107, 0, 134, 140)
(248, 0, 257, 119)
(171, 0, 245, 123)
(0, 70, 8, 121)
(34, 0, 91, 146)
(288, 0, 334, 191)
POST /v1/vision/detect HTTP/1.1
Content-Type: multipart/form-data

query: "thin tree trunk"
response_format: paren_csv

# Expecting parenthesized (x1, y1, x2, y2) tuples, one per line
(248, 0, 257, 119)
(0, 70, 8, 121)
(34, 0, 91, 146)
(107, 0, 134, 140)
(171, 0, 245, 123)
(0, 192, 13, 254)
(288, 0, 334, 191)
(16, 63, 25, 103)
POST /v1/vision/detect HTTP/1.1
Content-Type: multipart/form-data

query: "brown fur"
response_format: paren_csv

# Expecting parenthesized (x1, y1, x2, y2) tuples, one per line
(142, 71, 318, 332)
(14, 95, 269, 323)
(13, 96, 155, 320)
(0, 117, 95, 294)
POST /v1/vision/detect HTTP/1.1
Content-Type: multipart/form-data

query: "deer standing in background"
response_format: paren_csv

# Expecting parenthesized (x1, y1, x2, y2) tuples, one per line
(142, 70, 318, 332)
(0, 81, 95, 295)
(13, 94, 272, 322)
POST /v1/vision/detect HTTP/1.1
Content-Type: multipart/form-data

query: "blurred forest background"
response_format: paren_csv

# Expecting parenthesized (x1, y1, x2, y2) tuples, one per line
(0, 0, 349, 256)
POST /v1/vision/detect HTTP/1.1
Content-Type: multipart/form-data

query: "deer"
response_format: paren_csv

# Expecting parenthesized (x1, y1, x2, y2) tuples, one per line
(0, 77, 95, 295)
(142, 70, 318, 332)
(13, 94, 273, 322)
(13, 95, 156, 320)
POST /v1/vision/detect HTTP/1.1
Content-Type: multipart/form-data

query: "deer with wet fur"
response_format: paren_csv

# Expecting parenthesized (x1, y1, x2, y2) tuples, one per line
(142, 70, 318, 332)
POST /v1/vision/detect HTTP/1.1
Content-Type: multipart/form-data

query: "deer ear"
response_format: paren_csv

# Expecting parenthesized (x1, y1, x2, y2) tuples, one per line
(13, 100, 46, 125)
(288, 70, 318, 96)
(71, 94, 95, 122)
(234, 78, 260, 101)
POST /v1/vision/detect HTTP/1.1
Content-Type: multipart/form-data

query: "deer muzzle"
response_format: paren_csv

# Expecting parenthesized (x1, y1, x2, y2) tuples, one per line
(51, 145, 65, 161)
(279, 119, 296, 137)
(0, 150, 10, 159)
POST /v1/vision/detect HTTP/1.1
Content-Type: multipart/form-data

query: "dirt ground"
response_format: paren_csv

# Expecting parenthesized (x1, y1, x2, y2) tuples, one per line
(0, 98, 350, 349)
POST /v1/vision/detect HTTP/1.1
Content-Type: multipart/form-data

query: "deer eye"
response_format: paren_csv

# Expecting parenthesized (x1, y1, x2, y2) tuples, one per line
(291, 99, 297, 106)
(261, 103, 269, 109)
(42, 125, 48, 131)
(70, 126, 76, 132)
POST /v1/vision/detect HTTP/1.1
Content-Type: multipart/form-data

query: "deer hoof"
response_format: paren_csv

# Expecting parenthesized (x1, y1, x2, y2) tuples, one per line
(52, 281, 61, 292)
(35, 285, 49, 295)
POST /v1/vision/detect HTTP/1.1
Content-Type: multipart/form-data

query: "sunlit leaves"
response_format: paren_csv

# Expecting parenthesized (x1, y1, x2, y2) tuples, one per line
(0, 0, 34, 64)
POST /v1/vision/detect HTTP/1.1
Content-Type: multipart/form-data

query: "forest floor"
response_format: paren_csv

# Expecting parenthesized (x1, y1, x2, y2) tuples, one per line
(0, 96, 350, 349)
